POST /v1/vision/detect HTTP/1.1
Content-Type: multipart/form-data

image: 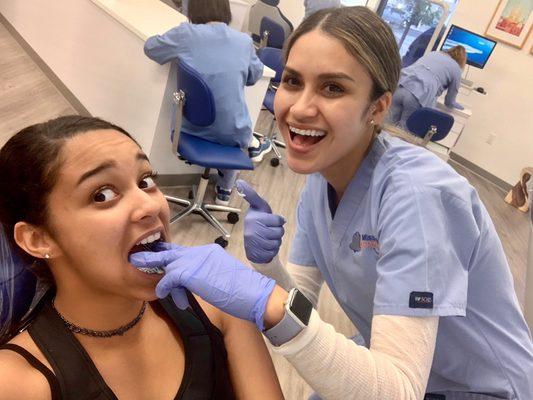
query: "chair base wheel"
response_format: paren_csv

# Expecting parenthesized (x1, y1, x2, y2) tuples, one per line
(227, 212, 239, 224)
(215, 236, 229, 248)
(270, 157, 280, 167)
(188, 190, 194, 199)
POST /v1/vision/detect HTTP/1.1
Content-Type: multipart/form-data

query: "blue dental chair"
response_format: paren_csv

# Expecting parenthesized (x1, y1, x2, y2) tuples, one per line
(249, 0, 293, 46)
(254, 46, 285, 167)
(259, 17, 287, 49)
(0, 247, 37, 341)
(164, 60, 254, 248)
(405, 107, 455, 147)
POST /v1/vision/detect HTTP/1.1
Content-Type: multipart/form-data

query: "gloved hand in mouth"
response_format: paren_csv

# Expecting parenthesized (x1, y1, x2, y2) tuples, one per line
(129, 242, 277, 330)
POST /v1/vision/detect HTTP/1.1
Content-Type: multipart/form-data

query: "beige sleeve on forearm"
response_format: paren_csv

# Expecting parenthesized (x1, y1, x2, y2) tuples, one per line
(272, 311, 439, 400)
(252, 258, 324, 307)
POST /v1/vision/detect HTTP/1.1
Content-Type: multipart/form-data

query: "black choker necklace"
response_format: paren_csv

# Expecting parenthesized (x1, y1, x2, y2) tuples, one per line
(51, 300, 147, 338)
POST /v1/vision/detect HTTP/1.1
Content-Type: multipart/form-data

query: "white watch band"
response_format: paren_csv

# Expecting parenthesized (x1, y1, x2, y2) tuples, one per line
(263, 288, 310, 346)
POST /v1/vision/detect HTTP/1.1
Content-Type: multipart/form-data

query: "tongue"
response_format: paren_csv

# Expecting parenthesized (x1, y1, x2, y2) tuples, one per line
(293, 134, 323, 147)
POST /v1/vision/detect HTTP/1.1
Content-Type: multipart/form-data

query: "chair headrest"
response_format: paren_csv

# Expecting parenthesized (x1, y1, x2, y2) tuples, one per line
(406, 107, 454, 142)
(261, 0, 280, 6)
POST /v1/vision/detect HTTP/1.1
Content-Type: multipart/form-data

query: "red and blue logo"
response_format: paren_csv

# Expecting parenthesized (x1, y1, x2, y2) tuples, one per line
(349, 232, 379, 254)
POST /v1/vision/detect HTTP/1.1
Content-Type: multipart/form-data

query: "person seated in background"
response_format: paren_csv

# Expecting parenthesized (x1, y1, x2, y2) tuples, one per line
(388, 44, 466, 129)
(144, 0, 272, 206)
(304, 0, 341, 19)
(0, 115, 283, 400)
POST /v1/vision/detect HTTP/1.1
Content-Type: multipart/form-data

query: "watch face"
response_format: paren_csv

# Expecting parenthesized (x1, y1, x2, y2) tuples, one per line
(290, 290, 312, 325)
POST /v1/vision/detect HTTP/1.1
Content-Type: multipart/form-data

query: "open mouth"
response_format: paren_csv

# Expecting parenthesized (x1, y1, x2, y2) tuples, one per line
(289, 126, 327, 147)
(129, 231, 165, 275)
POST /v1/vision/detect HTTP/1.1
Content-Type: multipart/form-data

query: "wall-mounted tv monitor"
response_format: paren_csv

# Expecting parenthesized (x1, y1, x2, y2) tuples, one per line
(440, 25, 497, 69)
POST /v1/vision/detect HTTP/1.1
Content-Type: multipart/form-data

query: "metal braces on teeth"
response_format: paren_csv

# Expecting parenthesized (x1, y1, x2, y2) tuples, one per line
(138, 267, 165, 275)
(137, 241, 164, 274)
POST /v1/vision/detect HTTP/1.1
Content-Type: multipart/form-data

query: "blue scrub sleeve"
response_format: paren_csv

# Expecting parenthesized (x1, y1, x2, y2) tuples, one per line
(144, 25, 187, 65)
(373, 178, 478, 317)
(444, 67, 461, 108)
(246, 44, 264, 86)
(288, 190, 318, 267)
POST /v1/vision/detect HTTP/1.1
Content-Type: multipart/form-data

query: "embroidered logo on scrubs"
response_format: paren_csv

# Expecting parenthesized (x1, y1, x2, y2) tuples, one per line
(409, 291, 434, 309)
(349, 232, 379, 254)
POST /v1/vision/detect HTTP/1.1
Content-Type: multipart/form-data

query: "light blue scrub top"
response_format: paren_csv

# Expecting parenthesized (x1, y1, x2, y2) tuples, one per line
(289, 133, 533, 399)
(399, 51, 462, 108)
(144, 23, 264, 148)
(304, 0, 342, 18)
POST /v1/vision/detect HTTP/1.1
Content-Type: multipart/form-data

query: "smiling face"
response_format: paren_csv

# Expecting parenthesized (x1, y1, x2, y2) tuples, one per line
(41, 129, 170, 301)
(274, 30, 389, 185)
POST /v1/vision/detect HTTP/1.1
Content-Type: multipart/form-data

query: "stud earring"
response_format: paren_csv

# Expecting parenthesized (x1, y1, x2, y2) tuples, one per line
(44, 253, 50, 259)
(369, 119, 375, 126)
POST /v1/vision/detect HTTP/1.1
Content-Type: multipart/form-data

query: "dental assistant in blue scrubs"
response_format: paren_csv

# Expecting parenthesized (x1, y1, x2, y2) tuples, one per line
(388, 45, 466, 129)
(131, 7, 533, 399)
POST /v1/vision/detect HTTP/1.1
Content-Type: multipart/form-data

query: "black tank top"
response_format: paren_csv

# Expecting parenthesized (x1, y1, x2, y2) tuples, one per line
(0, 291, 235, 400)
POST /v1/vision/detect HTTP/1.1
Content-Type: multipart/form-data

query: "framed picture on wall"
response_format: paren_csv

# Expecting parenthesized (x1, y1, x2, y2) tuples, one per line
(485, 0, 533, 48)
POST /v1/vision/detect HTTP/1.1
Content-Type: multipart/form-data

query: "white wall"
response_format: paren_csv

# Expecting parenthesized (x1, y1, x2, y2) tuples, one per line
(447, 0, 533, 185)
(0, 0, 170, 154)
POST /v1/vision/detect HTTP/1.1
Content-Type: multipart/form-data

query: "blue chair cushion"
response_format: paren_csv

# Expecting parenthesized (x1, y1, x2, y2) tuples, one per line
(406, 107, 454, 142)
(178, 132, 254, 170)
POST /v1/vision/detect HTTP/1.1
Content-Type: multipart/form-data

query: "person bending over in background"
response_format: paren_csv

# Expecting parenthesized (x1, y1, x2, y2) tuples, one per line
(388, 45, 467, 128)
(144, 0, 272, 206)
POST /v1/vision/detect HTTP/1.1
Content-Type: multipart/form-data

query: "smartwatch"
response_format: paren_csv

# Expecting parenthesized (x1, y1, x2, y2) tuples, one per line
(263, 288, 313, 347)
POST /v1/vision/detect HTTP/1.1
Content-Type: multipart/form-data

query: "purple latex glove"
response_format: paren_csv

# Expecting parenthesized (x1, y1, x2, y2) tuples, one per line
(236, 180, 286, 264)
(129, 242, 276, 330)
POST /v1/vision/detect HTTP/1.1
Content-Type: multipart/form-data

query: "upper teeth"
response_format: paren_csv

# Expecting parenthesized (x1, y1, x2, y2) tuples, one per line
(136, 231, 161, 246)
(290, 127, 326, 137)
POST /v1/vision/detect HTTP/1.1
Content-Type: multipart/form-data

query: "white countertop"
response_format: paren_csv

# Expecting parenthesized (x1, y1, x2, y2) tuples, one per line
(91, 0, 187, 40)
(90, 0, 274, 78)
(436, 98, 472, 118)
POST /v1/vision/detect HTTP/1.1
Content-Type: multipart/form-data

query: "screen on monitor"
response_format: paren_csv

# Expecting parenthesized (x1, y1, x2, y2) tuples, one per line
(440, 25, 497, 69)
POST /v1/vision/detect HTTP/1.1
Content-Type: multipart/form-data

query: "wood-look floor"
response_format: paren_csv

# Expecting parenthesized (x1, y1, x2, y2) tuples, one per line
(1, 20, 530, 400)
(0, 23, 76, 145)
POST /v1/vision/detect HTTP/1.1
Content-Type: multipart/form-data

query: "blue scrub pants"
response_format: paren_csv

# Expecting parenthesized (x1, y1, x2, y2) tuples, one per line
(387, 86, 422, 129)
(216, 169, 238, 192)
